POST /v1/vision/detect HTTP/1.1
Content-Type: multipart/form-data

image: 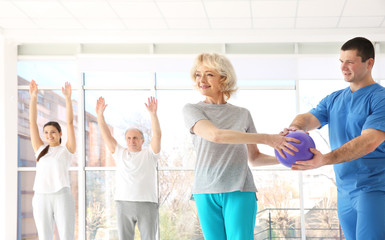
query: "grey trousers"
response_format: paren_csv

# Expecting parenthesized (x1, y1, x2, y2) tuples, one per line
(116, 200, 159, 240)
(32, 187, 75, 240)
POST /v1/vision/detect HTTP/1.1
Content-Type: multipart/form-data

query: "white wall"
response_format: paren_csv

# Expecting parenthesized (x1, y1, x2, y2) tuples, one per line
(0, 35, 18, 240)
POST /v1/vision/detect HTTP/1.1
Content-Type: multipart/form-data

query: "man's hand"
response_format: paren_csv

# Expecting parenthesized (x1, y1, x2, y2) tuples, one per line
(96, 97, 107, 116)
(291, 148, 325, 170)
(145, 96, 158, 114)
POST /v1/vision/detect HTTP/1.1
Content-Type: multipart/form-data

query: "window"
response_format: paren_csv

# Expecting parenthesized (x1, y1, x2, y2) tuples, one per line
(298, 79, 347, 239)
(17, 61, 79, 239)
(17, 56, 345, 240)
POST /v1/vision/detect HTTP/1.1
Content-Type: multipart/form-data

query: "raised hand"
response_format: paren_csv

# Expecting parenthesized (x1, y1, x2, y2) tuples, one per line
(96, 97, 107, 116)
(62, 82, 72, 99)
(145, 96, 158, 114)
(29, 80, 38, 98)
(145, 96, 161, 154)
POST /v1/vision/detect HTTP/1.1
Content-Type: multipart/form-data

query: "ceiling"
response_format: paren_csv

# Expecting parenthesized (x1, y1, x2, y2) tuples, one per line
(0, 0, 385, 44)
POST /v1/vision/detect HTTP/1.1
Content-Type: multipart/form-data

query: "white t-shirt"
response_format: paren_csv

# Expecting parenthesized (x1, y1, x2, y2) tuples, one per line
(33, 145, 72, 193)
(112, 144, 158, 203)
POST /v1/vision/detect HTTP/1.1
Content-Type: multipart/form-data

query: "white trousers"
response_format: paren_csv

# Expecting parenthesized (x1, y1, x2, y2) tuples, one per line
(32, 187, 75, 240)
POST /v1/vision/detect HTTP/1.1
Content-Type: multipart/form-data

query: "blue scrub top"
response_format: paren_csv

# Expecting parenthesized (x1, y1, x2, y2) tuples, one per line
(310, 83, 385, 194)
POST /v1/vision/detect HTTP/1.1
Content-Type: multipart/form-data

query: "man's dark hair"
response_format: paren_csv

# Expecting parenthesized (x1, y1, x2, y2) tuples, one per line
(341, 37, 375, 62)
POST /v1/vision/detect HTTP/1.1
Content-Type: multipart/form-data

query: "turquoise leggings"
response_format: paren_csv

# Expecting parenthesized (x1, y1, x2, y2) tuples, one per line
(194, 191, 257, 240)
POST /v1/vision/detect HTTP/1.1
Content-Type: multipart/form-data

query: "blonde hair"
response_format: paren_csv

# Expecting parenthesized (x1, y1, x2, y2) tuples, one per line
(190, 53, 238, 100)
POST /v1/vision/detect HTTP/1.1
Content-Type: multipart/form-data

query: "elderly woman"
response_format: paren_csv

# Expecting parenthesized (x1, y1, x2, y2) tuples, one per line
(183, 53, 298, 240)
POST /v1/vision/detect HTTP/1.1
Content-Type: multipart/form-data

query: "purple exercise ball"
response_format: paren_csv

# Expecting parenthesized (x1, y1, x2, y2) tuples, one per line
(274, 131, 316, 168)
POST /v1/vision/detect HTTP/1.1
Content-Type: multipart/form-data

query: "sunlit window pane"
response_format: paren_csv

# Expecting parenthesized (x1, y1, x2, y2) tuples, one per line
(254, 170, 301, 238)
(156, 90, 201, 169)
(156, 72, 193, 89)
(238, 79, 295, 88)
(84, 72, 153, 88)
(86, 171, 117, 239)
(299, 79, 344, 239)
(158, 170, 200, 239)
(231, 89, 296, 157)
(302, 170, 341, 238)
(17, 61, 78, 87)
(298, 79, 347, 153)
(299, 80, 348, 114)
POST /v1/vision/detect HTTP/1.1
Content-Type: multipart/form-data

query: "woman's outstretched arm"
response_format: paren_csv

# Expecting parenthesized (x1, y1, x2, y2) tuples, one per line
(62, 82, 76, 154)
(29, 80, 44, 152)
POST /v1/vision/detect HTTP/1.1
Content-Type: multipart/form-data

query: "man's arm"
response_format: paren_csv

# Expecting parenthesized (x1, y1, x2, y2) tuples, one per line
(146, 97, 161, 154)
(96, 97, 117, 154)
(289, 112, 321, 132)
(292, 128, 385, 170)
(29, 80, 44, 152)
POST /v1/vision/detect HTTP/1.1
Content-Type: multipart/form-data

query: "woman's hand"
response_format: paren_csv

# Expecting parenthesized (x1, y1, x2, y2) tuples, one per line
(29, 80, 38, 98)
(61, 82, 72, 99)
(269, 134, 300, 158)
(62, 82, 72, 99)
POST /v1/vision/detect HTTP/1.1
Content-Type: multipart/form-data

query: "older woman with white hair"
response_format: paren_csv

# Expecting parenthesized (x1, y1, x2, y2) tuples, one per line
(183, 53, 298, 240)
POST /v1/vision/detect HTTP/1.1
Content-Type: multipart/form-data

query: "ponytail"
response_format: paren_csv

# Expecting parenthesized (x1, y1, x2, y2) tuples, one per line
(36, 145, 50, 162)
